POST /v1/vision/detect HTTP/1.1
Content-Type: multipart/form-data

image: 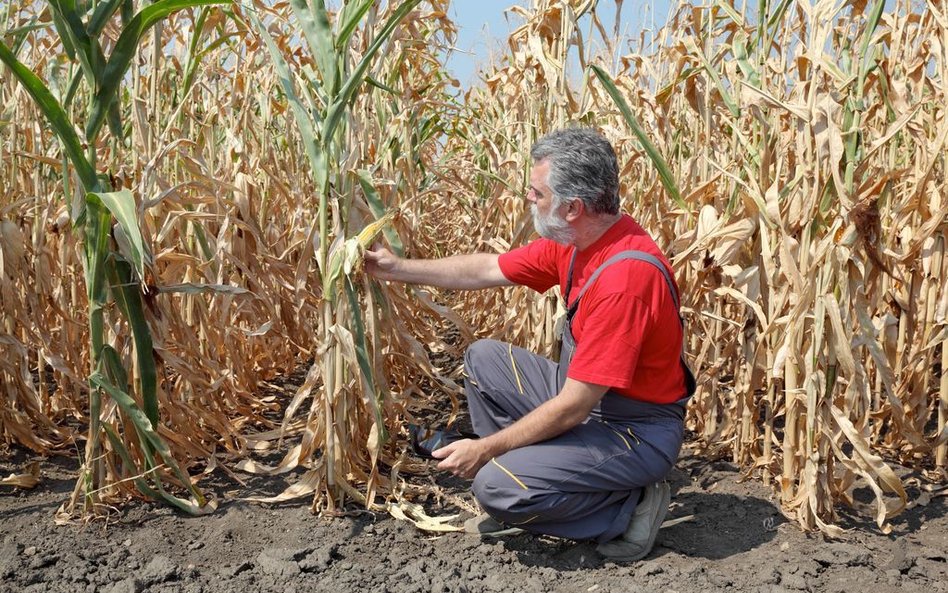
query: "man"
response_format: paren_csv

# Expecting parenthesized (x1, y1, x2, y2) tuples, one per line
(365, 128, 695, 561)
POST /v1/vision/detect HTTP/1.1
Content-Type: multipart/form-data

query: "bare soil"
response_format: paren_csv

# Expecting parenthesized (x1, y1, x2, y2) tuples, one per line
(1, 443, 946, 593)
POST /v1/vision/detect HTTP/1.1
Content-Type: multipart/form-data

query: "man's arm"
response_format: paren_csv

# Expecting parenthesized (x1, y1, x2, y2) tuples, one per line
(431, 378, 609, 478)
(364, 247, 513, 290)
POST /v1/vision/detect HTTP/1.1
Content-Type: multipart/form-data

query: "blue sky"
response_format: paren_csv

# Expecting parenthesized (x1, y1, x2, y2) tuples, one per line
(446, 1, 673, 86)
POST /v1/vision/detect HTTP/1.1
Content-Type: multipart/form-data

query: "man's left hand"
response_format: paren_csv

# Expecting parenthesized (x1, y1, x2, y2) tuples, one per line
(431, 439, 490, 479)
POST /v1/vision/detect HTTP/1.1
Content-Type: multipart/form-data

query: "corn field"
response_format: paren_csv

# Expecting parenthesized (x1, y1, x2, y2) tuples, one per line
(0, 0, 945, 536)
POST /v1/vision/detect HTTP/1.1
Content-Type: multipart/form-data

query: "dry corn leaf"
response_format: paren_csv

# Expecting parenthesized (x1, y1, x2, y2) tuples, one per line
(0, 462, 41, 489)
(244, 468, 322, 504)
(386, 501, 463, 533)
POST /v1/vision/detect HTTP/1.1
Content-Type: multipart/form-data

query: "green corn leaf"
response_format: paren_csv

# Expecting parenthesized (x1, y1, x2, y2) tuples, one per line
(858, 0, 886, 88)
(589, 64, 688, 212)
(188, 217, 216, 266)
(247, 5, 328, 194)
(88, 0, 127, 35)
(102, 386, 210, 514)
(100, 344, 130, 394)
(733, 126, 762, 168)
(121, 0, 134, 24)
(48, 0, 100, 88)
(737, 0, 793, 58)
(322, 0, 423, 143)
(87, 188, 146, 281)
(86, 0, 229, 141)
(181, 7, 211, 99)
(416, 114, 444, 146)
(364, 75, 398, 95)
(83, 200, 112, 304)
(181, 28, 242, 108)
(877, 69, 897, 121)
(63, 66, 83, 108)
(299, 65, 328, 119)
(90, 370, 211, 512)
(48, 0, 122, 137)
(7, 19, 48, 54)
(290, 0, 337, 97)
(46, 2, 78, 61)
(345, 279, 388, 447)
(106, 258, 159, 428)
(107, 102, 124, 140)
(0, 41, 97, 190)
(148, 460, 213, 515)
(102, 423, 162, 499)
(757, 0, 768, 40)
(766, 0, 793, 31)
(335, 0, 374, 52)
(732, 32, 759, 87)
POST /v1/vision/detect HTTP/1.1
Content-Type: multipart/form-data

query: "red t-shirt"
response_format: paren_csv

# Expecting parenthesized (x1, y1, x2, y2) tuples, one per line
(497, 215, 686, 404)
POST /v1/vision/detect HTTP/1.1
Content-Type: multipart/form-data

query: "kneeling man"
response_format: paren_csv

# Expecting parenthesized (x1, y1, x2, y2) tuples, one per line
(366, 127, 695, 561)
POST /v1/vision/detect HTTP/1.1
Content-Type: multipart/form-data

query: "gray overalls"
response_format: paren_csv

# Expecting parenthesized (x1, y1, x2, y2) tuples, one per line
(465, 251, 696, 543)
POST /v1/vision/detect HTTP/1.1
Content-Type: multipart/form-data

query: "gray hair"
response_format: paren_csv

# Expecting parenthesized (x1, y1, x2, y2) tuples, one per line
(530, 128, 620, 215)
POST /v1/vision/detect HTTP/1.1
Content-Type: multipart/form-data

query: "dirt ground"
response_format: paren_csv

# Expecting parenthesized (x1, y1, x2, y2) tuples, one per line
(1, 443, 946, 593)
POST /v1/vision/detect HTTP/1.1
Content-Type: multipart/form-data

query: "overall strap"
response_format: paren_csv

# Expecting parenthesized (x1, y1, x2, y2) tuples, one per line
(562, 249, 696, 399)
(563, 248, 579, 303)
(566, 250, 681, 316)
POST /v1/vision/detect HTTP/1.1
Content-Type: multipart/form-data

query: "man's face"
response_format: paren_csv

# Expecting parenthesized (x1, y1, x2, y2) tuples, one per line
(527, 160, 575, 245)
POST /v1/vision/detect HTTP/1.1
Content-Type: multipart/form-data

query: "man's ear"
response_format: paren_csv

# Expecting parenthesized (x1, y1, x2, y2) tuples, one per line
(563, 198, 583, 222)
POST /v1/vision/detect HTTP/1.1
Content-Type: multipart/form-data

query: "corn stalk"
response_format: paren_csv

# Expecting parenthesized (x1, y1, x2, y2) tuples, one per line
(0, 0, 226, 514)
(242, 0, 465, 512)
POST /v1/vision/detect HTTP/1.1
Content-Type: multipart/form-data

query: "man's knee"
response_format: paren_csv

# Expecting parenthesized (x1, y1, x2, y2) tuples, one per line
(463, 338, 502, 369)
(463, 339, 503, 385)
(472, 459, 534, 519)
(470, 460, 490, 499)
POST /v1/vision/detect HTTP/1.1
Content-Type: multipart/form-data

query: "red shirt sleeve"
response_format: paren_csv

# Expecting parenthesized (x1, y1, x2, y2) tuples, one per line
(497, 239, 563, 293)
(566, 291, 655, 389)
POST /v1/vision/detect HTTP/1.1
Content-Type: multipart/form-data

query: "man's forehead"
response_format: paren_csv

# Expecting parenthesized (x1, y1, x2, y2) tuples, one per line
(530, 160, 550, 184)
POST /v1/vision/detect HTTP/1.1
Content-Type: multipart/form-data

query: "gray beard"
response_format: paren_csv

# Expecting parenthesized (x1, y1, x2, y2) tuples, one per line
(531, 203, 576, 245)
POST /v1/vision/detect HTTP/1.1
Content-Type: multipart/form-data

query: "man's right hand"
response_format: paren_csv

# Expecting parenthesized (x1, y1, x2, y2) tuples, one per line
(363, 246, 401, 281)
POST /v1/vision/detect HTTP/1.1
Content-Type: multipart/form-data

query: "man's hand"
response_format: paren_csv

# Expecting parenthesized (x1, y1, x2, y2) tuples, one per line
(432, 378, 608, 481)
(363, 246, 401, 281)
(431, 438, 491, 479)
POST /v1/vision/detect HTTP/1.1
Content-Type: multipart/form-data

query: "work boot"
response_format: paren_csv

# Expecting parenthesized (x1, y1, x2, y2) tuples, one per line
(596, 481, 670, 562)
(463, 513, 525, 537)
